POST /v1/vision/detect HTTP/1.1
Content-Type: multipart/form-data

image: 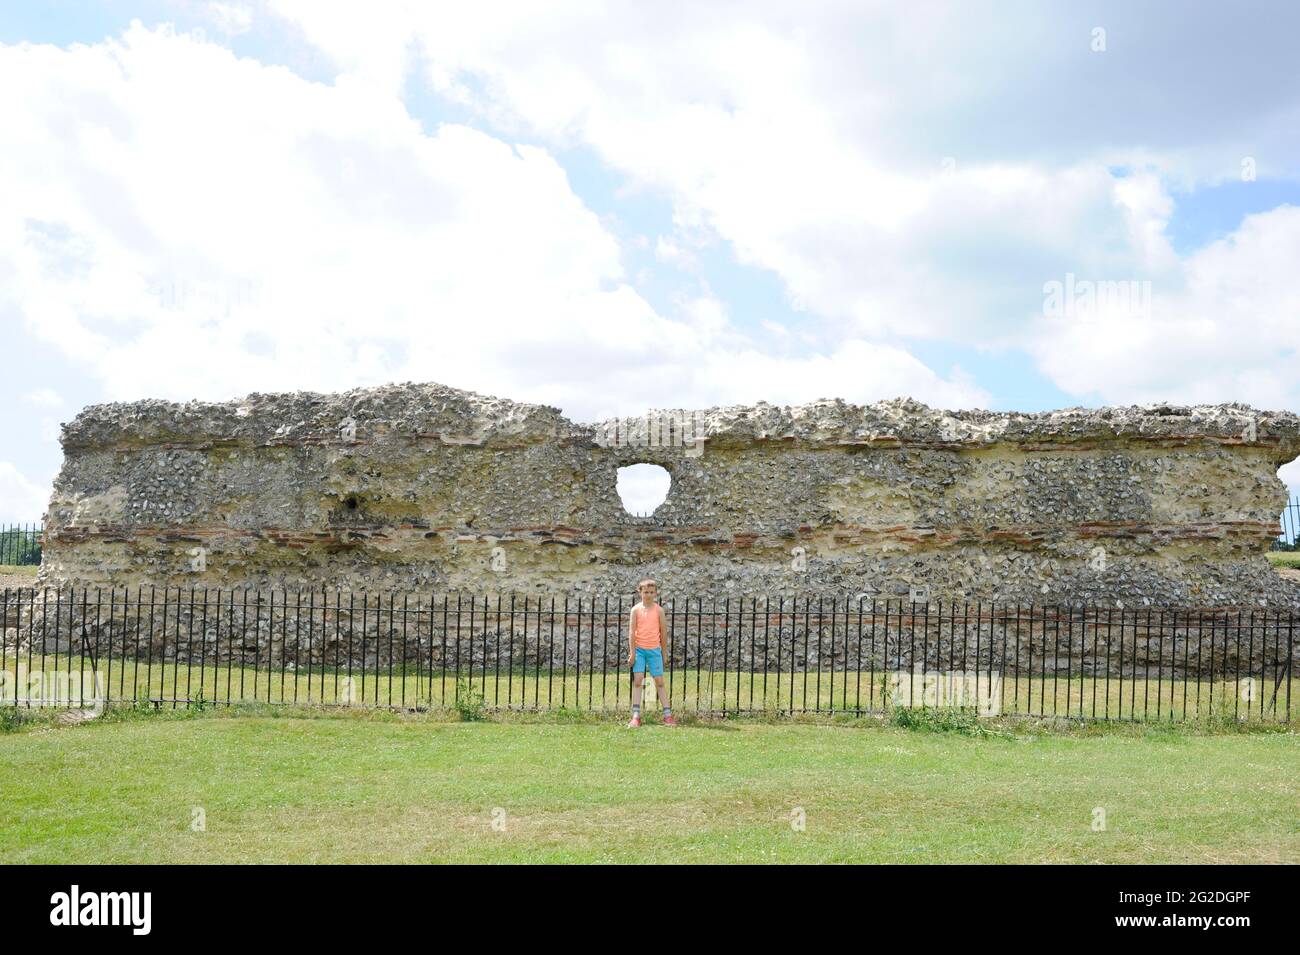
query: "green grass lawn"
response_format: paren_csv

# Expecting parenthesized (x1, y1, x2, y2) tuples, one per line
(1267, 551, 1300, 569)
(1, 709, 1296, 863)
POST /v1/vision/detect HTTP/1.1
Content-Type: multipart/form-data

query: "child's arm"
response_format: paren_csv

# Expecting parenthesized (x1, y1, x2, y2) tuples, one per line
(658, 604, 668, 657)
(627, 606, 637, 664)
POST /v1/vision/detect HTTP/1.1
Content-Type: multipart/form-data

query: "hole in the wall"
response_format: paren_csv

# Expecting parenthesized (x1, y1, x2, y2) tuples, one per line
(344, 496, 359, 511)
(617, 463, 670, 517)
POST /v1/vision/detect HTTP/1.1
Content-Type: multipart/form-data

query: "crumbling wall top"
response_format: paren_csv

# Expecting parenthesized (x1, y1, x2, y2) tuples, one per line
(62, 383, 1300, 459)
(61, 382, 575, 449)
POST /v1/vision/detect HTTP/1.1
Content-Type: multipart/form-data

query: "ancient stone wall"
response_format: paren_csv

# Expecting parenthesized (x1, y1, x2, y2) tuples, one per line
(39, 382, 1300, 608)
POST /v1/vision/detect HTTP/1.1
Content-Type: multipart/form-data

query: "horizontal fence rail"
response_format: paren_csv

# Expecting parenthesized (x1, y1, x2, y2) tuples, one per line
(0, 524, 42, 566)
(0, 587, 1294, 723)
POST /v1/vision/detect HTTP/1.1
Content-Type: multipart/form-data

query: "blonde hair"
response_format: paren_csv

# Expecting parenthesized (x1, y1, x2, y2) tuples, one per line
(637, 579, 658, 592)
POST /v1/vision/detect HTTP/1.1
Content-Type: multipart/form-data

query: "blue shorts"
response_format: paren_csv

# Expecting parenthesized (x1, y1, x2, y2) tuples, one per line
(632, 647, 664, 677)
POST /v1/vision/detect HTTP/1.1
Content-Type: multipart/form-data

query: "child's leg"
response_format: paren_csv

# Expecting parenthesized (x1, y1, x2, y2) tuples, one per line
(632, 671, 645, 712)
(653, 674, 670, 711)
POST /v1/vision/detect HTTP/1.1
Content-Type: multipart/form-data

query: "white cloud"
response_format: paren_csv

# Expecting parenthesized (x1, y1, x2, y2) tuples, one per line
(206, 3, 254, 36)
(0, 462, 50, 524)
(1279, 458, 1300, 497)
(261, 6, 1157, 337)
(262, 1, 1300, 411)
(0, 22, 984, 426)
(20, 388, 62, 408)
(1029, 205, 1300, 408)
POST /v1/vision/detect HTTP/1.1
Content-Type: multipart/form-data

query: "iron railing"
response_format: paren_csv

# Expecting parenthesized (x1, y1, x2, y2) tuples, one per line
(0, 524, 41, 566)
(1273, 497, 1300, 550)
(0, 586, 1293, 722)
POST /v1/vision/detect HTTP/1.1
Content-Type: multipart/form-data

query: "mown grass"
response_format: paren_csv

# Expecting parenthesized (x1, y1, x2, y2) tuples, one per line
(1267, 551, 1300, 569)
(0, 704, 1295, 864)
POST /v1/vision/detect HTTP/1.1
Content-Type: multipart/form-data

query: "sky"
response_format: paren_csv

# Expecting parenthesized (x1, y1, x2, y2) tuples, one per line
(1, 0, 1299, 522)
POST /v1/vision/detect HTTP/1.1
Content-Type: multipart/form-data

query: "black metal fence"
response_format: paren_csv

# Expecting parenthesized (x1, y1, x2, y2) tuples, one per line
(1, 586, 1293, 722)
(0, 524, 41, 566)
(1273, 497, 1300, 550)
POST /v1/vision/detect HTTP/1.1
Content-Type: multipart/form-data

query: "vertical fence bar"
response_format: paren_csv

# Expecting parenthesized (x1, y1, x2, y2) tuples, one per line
(252, 589, 265, 705)
(1139, 607, 1149, 721)
(1235, 610, 1246, 722)
(905, 599, 914, 711)
(956, 600, 964, 708)
(721, 597, 731, 713)
(668, 595, 677, 714)
(803, 596, 813, 714)
(25, 585, 35, 706)
(748, 597, 756, 713)
(1216, 615, 1227, 722)
(736, 597, 745, 713)
(1018, 604, 1030, 717)
(617, 595, 626, 714)
(199, 588, 209, 705)
(480, 595, 489, 708)
(302, 588, 312, 705)
(98, 587, 111, 706)
(1116, 607, 1127, 722)
(1286, 611, 1293, 723)
(1193, 609, 1204, 720)
(1208, 607, 1220, 721)
(560, 594, 569, 710)
(1180, 609, 1189, 722)
(601, 595, 611, 712)
(822, 596, 831, 714)
(183, 587, 194, 706)
(268, 588, 279, 705)
(1, 589, 8, 702)
(575, 595, 584, 712)
(1159, 608, 1170, 722)
(525, 595, 534, 711)
(450, 592, 461, 708)
(682, 596, 692, 714)
(507, 593, 517, 711)
(38, 582, 50, 701)
(546, 596, 556, 710)
(1064, 604, 1074, 719)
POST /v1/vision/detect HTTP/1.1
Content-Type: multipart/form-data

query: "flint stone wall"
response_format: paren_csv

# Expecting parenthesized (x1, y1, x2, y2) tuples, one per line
(39, 382, 1300, 609)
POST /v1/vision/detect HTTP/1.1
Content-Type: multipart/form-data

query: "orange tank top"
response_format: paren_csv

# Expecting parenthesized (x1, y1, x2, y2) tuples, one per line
(633, 603, 661, 649)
